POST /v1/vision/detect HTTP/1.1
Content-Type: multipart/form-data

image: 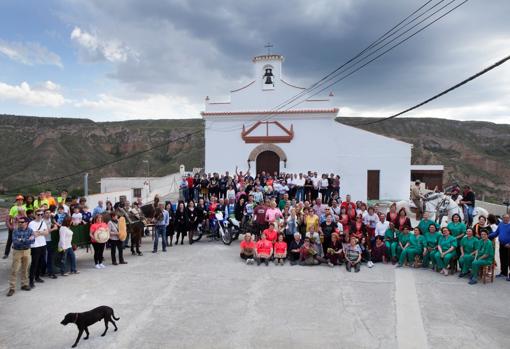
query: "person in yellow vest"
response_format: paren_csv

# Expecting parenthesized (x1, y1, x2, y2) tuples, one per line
(3, 195, 27, 259)
(458, 228, 479, 278)
(57, 189, 68, 205)
(468, 229, 494, 285)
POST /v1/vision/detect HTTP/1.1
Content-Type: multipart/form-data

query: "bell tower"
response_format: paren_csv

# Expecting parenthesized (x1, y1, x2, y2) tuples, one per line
(252, 54, 284, 91)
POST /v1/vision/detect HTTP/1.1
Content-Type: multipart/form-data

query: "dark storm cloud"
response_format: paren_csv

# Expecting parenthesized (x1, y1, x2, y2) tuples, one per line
(60, 0, 510, 121)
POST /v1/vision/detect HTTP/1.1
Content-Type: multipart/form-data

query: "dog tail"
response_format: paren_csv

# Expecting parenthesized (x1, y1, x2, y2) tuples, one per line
(112, 310, 120, 321)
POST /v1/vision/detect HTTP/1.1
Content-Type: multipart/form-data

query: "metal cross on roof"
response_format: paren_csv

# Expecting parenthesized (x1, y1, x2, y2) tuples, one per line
(264, 42, 273, 55)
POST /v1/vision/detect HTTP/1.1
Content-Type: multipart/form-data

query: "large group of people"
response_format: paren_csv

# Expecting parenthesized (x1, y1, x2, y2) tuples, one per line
(4, 170, 510, 296)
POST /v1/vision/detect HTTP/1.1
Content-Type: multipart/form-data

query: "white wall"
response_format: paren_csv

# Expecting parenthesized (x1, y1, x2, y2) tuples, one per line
(205, 114, 411, 202)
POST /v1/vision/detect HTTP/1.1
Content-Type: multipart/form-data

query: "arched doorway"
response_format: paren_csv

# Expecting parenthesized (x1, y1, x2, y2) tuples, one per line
(256, 151, 280, 176)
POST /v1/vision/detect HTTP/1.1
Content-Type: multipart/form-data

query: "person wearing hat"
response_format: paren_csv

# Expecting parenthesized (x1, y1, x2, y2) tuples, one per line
(411, 180, 423, 220)
(7, 216, 35, 296)
(28, 209, 49, 288)
(3, 195, 26, 259)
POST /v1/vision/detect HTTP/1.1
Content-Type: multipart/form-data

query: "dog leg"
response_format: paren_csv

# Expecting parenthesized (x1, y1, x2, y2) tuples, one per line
(84, 328, 89, 340)
(101, 319, 109, 337)
(72, 328, 84, 348)
(110, 319, 118, 331)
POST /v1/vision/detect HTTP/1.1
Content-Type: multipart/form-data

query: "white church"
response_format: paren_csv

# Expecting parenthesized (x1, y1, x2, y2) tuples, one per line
(202, 53, 416, 201)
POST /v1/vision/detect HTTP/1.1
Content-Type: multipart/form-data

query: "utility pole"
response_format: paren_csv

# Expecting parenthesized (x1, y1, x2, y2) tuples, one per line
(84, 172, 89, 197)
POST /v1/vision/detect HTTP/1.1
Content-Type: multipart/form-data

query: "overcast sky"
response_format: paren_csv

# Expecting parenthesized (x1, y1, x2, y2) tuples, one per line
(0, 0, 509, 123)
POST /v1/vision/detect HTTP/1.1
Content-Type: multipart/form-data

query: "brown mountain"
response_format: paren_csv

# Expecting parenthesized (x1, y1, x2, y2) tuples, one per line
(1, 114, 508, 203)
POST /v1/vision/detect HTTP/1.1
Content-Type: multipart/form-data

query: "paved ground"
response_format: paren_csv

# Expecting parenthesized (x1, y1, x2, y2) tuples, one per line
(0, 238, 509, 349)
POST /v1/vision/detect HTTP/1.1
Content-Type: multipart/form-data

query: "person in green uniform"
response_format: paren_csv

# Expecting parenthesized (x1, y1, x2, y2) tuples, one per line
(433, 227, 457, 276)
(458, 228, 479, 278)
(397, 227, 424, 267)
(384, 222, 399, 264)
(396, 226, 411, 265)
(468, 229, 494, 285)
(417, 212, 439, 238)
(447, 213, 467, 246)
(422, 224, 441, 269)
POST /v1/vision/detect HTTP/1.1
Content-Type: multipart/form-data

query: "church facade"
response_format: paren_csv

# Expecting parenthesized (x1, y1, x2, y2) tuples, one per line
(202, 54, 412, 201)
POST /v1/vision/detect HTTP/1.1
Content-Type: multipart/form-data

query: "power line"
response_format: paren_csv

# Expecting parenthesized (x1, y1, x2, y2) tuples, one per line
(8, 129, 203, 193)
(347, 54, 510, 126)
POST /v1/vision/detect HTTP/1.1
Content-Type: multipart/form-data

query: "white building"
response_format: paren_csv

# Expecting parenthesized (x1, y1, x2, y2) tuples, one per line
(203, 54, 412, 201)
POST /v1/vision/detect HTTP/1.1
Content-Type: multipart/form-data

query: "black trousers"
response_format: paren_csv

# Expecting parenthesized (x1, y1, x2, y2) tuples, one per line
(29, 246, 46, 283)
(92, 242, 105, 265)
(240, 252, 254, 260)
(3, 229, 13, 256)
(110, 240, 125, 263)
(500, 244, 510, 276)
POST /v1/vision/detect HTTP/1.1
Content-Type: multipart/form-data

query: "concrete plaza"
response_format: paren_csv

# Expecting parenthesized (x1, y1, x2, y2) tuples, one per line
(0, 238, 509, 349)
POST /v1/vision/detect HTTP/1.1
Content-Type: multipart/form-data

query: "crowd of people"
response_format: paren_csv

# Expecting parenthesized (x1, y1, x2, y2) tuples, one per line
(4, 170, 510, 297)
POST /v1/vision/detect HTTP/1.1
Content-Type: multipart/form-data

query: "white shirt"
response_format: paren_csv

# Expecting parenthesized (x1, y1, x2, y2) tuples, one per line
(29, 220, 48, 248)
(363, 213, 379, 229)
(72, 212, 82, 225)
(294, 178, 305, 186)
(59, 226, 74, 250)
(312, 177, 320, 188)
(375, 221, 389, 237)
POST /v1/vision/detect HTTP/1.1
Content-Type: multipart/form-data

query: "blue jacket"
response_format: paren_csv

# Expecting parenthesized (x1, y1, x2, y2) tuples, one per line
(12, 228, 34, 250)
(489, 222, 510, 245)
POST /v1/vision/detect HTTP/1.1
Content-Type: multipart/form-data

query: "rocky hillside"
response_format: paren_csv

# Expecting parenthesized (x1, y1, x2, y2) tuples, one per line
(1, 114, 509, 203)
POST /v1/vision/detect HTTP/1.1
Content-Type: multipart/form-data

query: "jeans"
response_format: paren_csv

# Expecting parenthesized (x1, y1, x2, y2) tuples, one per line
(153, 225, 167, 252)
(295, 188, 304, 202)
(465, 205, 474, 226)
(61, 248, 77, 273)
(46, 244, 56, 275)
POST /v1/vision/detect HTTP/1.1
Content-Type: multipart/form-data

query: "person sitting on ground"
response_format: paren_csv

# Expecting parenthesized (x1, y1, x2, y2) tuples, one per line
(240, 233, 256, 265)
(263, 222, 278, 244)
(326, 232, 344, 267)
(306, 225, 323, 258)
(384, 222, 399, 264)
(289, 233, 303, 265)
(7, 217, 35, 297)
(273, 233, 287, 265)
(299, 237, 320, 266)
(370, 236, 388, 264)
(344, 236, 362, 273)
(359, 236, 373, 268)
(255, 232, 273, 266)
(458, 228, 479, 278)
(468, 229, 494, 285)
(433, 227, 457, 276)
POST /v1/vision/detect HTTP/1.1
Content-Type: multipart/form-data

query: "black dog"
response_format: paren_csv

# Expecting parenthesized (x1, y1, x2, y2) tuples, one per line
(61, 305, 119, 348)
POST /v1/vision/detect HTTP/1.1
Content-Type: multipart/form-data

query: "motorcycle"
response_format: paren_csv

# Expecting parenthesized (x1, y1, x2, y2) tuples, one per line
(192, 211, 233, 245)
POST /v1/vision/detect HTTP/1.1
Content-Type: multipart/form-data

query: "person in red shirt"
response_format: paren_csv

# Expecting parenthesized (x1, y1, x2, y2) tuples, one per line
(263, 223, 278, 244)
(240, 233, 256, 264)
(341, 195, 356, 212)
(255, 232, 273, 266)
(273, 233, 287, 265)
(253, 201, 268, 239)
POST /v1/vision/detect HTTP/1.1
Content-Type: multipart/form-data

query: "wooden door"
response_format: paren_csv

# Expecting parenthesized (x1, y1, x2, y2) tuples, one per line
(367, 170, 380, 200)
(256, 151, 280, 176)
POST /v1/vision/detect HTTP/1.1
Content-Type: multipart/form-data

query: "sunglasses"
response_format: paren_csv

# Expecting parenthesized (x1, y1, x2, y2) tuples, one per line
(36, 213, 43, 216)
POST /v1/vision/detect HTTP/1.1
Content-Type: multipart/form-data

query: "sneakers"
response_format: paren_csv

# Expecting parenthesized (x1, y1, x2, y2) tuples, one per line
(367, 261, 374, 268)
(328, 262, 334, 268)
(7, 289, 14, 297)
(71, 270, 80, 274)
(61, 272, 70, 276)
(99, 263, 106, 268)
(95, 264, 101, 269)
(444, 270, 449, 276)
(246, 259, 250, 265)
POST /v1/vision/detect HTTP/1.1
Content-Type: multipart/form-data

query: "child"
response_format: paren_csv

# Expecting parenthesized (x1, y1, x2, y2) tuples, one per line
(55, 205, 67, 227)
(71, 207, 82, 226)
(273, 233, 287, 265)
(345, 236, 362, 272)
(81, 205, 92, 224)
(255, 232, 273, 266)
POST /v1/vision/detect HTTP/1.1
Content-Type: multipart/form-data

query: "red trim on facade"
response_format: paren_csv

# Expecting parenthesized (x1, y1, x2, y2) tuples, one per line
(230, 80, 255, 93)
(280, 79, 305, 89)
(241, 121, 294, 143)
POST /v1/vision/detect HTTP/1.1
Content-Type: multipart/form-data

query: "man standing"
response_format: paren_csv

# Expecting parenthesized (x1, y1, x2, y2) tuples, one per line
(92, 200, 105, 218)
(3, 195, 26, 259)
(460, 185, 476, 226)
(411, 180, 423, 220)
(7, 217, 34, 296)
(28, 209, 48, 288)
(489, 214, 510, 281)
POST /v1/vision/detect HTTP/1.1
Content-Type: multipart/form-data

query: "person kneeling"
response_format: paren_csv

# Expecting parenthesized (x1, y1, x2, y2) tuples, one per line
(255, 232, 273, 266)
(240, 233, 256, 265)
(273, 233, 287, 265)
(345, 236, 362, 272)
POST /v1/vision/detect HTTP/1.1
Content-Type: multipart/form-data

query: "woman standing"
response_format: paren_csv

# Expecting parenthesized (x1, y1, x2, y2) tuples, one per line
(384, 222, 399, 264)
(433, 227, 457, 276)
(186, 200, 198, 245)
(458, 228, 479, 278)
(396, 208, 411, 232)
(165, 201, 175, 247)
(58, 217, 79, 275)
(386, 203, 398, 226)
(447, 213, 467, 247)
(108, 212, 127, 265)
(174, 201, 187, 245)
(105, 201, 114, 214)
(89, 215, 108, 269)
